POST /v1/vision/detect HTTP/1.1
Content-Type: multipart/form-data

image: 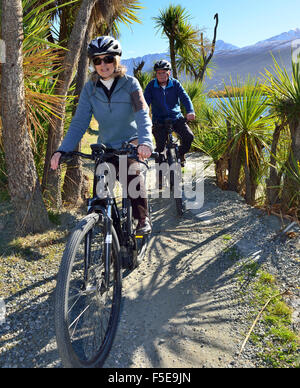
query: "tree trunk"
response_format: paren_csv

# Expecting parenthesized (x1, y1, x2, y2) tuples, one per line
(228, 144, 242, 193)
(1, 0, 50, 235)
(62, 20, 93, 205)
(244, 158, 258, 205)
(226, 120, 242, 192)
(42, 0, 97, 208)
(244, 157, 252, 205)
(169, 37, 178, 79)
(266, 123, 282, 205)
(281, 118, 300, 208)
(198, 14, 219, 82)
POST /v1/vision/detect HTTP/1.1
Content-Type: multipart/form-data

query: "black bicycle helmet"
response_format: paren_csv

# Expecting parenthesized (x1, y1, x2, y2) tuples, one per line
(88, 36, 122, 58)
(154, 59, 172, 71)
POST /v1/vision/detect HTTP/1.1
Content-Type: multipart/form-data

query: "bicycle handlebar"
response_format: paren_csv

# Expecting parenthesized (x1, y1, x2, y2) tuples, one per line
(157, 117, 190, 134)
(59, 143, 158, 169)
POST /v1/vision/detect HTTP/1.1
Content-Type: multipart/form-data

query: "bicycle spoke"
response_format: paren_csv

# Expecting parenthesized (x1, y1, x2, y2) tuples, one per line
(69, 304, 91, 337)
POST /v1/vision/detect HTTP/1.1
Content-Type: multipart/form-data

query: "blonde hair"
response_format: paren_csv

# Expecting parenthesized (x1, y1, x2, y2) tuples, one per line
(91, 55, 127, 82)
(114, 55, 127, 77)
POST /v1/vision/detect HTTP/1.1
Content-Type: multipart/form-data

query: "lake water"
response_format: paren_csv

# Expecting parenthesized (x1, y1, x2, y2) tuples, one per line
(207, 97, 270, 115)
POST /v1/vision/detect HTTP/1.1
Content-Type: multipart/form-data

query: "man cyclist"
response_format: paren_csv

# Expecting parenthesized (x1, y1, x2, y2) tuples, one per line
(144, 60, 195, 168)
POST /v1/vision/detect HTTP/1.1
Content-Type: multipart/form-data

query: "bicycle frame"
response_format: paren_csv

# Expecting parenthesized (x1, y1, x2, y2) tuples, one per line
(85, 147, 150, 288)
(165, 120, 180, 162)
(155, 120, 184, 216)
(85, 170, 124, 291)
(60, 142, 154, 288)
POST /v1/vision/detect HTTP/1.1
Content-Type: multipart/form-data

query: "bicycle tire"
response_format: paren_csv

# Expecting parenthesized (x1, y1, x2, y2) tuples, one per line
(55, 213, 121, 368)
(167, 148, 177, 188)
(122, 200, 150, 270)
(121, 199, 135, 270)
(167, 148, 184, 217)
(134, 198, 152, 266)
(175, 197, 184, 217)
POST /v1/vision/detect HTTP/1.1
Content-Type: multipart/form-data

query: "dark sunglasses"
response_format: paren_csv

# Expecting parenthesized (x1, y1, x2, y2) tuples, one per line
(92, 55, 115, 66)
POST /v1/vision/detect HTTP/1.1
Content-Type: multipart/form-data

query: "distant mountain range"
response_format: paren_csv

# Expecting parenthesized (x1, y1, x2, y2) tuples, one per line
(122, 28, 300, 90)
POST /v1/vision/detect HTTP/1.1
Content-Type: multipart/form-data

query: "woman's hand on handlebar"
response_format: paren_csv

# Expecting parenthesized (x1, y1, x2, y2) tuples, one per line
(51, 152, 62, 170)
(138, 144, 152, 160)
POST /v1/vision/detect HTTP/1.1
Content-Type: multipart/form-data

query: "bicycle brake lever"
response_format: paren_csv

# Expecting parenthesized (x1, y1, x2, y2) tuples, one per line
(59, 152, 74, 165)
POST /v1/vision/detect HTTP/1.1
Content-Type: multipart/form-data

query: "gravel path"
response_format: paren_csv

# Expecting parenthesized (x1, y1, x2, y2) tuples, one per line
(0, 153, 299, 368)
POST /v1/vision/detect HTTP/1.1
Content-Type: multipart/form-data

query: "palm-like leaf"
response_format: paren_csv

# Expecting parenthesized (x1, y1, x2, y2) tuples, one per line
(111, 0, 143, 32)
(22, 0, 78, 135)
(217, 77, 271, 149)
(261, 54, 300, 120)
(92, 0, 143, 37)
(134, 71, 153, 91)
(261, 56, 300, 212)
(177, 47, 215, 80)
(216, 77, 273, 203)
(153, 4, 199, 78)
(1, 0, 76, 165)
(192, 96, 227, 162)
(153, 5, 190, 37)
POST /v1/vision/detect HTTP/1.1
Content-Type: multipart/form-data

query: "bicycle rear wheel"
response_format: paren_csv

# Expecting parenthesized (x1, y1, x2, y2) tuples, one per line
(55, 213, 121, 368)
(134, 234, 150, 266)
(175, 197, 184, 217)
(167, 148, 177, 189)
(167, 148, 184, 217)
(135, 196, 152, 264)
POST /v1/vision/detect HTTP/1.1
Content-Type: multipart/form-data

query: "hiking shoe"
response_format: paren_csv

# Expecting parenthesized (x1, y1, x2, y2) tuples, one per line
(136, 217, 151, 235)
(178, 154, 186, 167)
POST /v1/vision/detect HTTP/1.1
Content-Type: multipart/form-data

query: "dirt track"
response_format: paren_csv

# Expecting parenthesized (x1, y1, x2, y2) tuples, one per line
(1, 153, 299, 368)
(103, 155, 257, 368)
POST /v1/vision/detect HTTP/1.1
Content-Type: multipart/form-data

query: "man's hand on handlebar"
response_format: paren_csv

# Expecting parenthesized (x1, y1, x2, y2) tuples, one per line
(186, 113, 196, 121)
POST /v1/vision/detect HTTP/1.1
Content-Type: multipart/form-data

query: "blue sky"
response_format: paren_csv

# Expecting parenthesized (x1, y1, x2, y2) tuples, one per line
(118, 0, 300, 59)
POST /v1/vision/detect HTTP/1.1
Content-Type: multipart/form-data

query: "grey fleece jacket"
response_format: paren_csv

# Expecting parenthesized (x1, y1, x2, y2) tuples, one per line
(58, 74, 153, 152)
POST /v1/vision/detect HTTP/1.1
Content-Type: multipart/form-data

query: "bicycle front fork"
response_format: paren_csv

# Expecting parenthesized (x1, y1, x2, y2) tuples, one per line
(84, 201, 113, 293)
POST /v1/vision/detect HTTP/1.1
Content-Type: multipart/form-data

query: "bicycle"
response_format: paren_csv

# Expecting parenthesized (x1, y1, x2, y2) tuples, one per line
(54, 142, 154, 368)
(157, 118, 185, 217)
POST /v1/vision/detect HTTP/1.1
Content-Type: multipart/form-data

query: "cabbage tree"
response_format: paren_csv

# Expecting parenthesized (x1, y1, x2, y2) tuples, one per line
(217, 77, 272, 204)
(153, 4, 199, 79)
(262, 56, 300, 215)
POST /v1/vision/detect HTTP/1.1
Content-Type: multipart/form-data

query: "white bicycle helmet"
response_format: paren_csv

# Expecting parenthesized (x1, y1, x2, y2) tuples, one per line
(154, 60, 172, 71)
(88, 36, 122, 58)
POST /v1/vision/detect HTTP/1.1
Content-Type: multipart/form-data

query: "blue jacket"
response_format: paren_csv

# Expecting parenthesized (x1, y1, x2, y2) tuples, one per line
(58, 74, 153, 152)
(144, 77, 194, 123)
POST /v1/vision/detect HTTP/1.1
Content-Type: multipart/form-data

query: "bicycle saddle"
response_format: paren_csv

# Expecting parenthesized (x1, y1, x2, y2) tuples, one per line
(90, 143, 107, 153)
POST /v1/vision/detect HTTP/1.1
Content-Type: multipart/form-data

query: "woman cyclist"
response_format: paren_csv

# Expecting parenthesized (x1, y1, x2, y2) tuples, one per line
(51, 36, 153, 234)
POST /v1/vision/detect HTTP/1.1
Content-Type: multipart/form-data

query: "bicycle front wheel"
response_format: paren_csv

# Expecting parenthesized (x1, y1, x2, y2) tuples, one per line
(55, 213, 121, 368)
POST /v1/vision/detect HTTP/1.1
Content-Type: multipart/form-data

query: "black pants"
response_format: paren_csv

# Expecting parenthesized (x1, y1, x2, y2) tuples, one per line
(109, 156, 148, 221)
(152, 117, 194, 158)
